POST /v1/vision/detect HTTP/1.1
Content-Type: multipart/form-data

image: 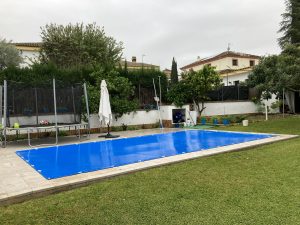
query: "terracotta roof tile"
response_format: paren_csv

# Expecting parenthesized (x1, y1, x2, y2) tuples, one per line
(181, 51, 260, 70)
(12, 42, 42, 47)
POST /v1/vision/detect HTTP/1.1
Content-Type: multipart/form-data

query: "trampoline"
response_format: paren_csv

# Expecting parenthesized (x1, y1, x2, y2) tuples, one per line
(0, 79, 91, 147)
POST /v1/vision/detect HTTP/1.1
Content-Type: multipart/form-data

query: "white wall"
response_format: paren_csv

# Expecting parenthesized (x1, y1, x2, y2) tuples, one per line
(89, 110, 159, 128)
(201, 101, 258, 116)
(6, 100, 279, 129)
(221, 72, 250, 86)
(262, 94, 280, 114)
(19, 50, 40, 68)
(160, 100, 278, 121)
(184, 57, 259, 72)
(160, 105, 189, 121)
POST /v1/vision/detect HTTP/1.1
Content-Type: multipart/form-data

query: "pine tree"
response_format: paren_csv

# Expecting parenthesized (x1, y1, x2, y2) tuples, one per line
(278, 0, 300, 48)
(170, 57, 178, 85)
(124, 59, 128, 76)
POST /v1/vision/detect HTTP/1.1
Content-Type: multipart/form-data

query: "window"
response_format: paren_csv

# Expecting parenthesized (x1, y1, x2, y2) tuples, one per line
(250, 60, 255, 67)
(232, 59, 238, 66)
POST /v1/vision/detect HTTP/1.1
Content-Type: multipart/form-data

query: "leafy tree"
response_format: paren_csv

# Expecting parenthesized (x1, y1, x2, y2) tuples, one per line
(167, 80, 192, 107)
(170, 57, 178, 85)
(168, 65, 221, 115)
(278, 0, 300, 48)
(247, 45, 300, 97)
(119, 68, 169, 102)
(40, 23, 123, 70)
(0, 62, 96, 87)
(88, 70, 138, 118)
(185, 65, 221, 115)
(0, 38, 22, 70)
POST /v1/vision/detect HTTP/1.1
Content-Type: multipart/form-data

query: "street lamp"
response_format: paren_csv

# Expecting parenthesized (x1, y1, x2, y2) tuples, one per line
(139, 54, 146, 103)
(142, 54, 146, 70)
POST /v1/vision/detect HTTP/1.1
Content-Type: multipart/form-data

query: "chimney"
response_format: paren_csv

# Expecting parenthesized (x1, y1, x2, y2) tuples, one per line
(132, 56, 137, 63)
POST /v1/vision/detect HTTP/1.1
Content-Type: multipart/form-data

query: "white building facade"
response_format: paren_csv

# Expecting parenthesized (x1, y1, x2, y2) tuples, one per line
(181, 51, 260, 86)
(13, 42, 41, 68)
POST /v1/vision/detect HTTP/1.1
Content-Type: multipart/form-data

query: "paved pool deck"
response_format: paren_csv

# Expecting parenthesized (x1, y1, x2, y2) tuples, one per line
(0, 128, 297, 205)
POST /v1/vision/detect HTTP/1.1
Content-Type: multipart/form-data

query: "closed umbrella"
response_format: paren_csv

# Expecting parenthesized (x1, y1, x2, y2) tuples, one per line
(98, 80, 119, 138)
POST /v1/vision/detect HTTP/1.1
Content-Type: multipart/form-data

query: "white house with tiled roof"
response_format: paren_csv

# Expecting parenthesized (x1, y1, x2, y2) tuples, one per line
(119, 56, 160, 71)
(13, 42, 42, 67)
(181, 51, 260, 86)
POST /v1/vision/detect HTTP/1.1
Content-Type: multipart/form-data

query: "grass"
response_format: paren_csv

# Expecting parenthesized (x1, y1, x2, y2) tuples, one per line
(216, 115, 300, 135)
(0, 115, 300, 225)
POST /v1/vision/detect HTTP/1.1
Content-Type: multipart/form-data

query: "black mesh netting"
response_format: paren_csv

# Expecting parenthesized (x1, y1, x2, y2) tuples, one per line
(6, 80, 83, 126)
(207, 85, 249, 101)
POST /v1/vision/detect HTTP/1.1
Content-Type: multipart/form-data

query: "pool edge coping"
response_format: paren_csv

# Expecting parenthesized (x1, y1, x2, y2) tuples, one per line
(0, 133, 298, 206)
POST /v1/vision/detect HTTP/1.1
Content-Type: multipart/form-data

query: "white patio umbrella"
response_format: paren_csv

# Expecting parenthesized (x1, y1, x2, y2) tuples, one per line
(98, 80, 118, 138)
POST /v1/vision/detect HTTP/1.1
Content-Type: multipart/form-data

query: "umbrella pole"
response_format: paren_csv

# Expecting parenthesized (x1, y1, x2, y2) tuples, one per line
(107, 123, 110, 136)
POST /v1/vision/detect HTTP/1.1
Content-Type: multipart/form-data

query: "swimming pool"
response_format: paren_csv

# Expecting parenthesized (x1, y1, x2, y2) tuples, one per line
(16, 130, 274, 180)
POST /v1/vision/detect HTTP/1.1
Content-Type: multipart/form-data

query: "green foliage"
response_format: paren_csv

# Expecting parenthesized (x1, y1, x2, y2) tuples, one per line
(247, 44, 300, 97)
(0, 62, 96, 86)
(167, 81, 192, 107)
(0, 38, 22, 70)
(40, 23, 123, 70)
(168, 65, 221, 115)
(278, 0, 300, 48)
(87, 70, 138, 118)
(2, 117, 300, 225)
(118, 68, 169, 102)
(271, 100, 282, 110)
(0, 63, 138, 118)
(170, 57, 178, 85)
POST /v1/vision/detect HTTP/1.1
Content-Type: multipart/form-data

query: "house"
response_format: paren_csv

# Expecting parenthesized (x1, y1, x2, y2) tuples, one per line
(163, 69, 171, 80)
(13, 42, 41, 67)
(180, 51, 260, 86)
(119, 56, 160, 71)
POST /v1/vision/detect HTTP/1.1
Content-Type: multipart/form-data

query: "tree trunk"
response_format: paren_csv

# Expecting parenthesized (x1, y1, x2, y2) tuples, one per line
(194, 100, 206, 117)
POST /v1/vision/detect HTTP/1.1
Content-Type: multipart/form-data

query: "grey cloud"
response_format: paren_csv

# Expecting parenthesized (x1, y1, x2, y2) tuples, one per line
(0, 0, 285, 70)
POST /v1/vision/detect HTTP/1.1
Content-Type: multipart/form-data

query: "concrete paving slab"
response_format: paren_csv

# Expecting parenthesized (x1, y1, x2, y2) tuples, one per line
(0, 128, 297, 205)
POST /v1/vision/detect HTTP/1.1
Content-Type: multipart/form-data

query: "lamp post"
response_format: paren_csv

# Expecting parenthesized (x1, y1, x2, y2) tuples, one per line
(142, 54, 146, 70)
(140, 54, 146, 103)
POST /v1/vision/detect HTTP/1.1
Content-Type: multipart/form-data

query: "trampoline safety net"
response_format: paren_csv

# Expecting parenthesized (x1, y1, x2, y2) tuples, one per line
(5, 80, 84, 127)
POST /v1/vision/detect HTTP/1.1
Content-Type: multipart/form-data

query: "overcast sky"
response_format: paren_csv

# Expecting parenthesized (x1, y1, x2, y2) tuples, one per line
(1, 0, 286, 70)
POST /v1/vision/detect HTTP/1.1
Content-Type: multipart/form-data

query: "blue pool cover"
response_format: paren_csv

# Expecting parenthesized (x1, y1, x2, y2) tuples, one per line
(16, 130, 273, 179)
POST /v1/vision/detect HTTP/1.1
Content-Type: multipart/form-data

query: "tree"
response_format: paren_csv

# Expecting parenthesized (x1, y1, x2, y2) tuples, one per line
(40, 23, 123, 70)
(186, 65, 221, 115)
(170, 57, 179, 85)
(278, 0, 300, 48)
(0, 38, 22, 70)
(168, 65, 221, 116)
(167, 80, 192, 107)
(118, 68, 169, 103)
(247, 45, 300, 96)
(88, 70, 138, 118)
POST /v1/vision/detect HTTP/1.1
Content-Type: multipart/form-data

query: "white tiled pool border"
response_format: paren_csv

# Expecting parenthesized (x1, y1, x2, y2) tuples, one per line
(0, 129, 298, 205)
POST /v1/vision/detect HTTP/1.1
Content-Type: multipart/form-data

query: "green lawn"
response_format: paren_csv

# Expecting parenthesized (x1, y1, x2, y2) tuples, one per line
(1, 116, 300, 225)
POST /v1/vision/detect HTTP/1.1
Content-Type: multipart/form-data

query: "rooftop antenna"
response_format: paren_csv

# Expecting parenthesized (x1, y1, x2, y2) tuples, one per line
(227, 43, 231, 52)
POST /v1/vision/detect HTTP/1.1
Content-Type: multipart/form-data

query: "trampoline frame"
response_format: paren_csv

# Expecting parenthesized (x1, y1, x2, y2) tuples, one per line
(1, 79, 91, 148)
